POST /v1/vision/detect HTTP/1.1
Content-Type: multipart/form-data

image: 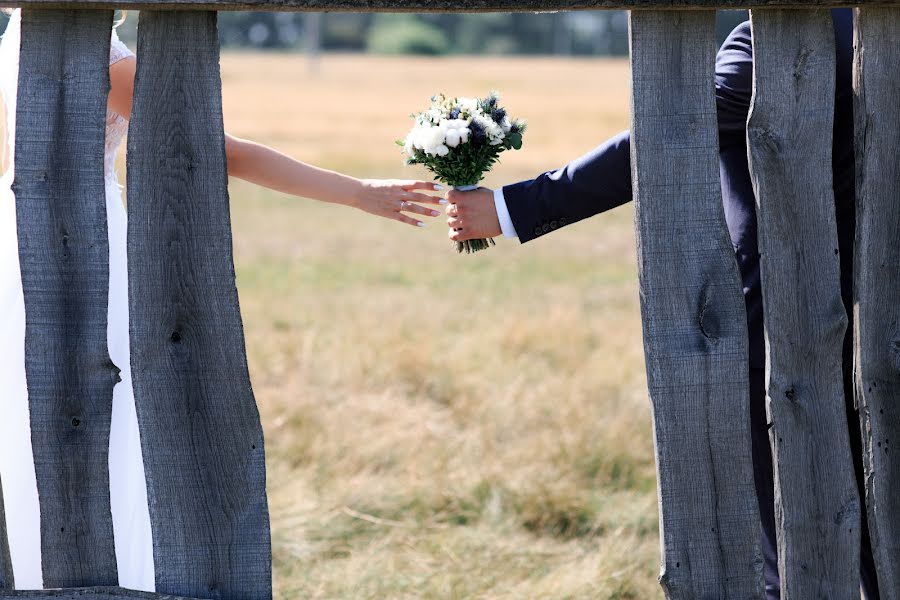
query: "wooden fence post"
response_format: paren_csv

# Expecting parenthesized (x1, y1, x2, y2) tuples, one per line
(0, 587, 203, 599)
(629, 11, 762, 598)
(853, 7, 900, 596)
(747, 10, 861, 597)
(126, 10, 271, 599)
(12, 9, 119, 588)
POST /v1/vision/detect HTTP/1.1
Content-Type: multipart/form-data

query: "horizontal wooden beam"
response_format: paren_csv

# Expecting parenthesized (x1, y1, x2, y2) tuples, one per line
(0, 0, 896, 11)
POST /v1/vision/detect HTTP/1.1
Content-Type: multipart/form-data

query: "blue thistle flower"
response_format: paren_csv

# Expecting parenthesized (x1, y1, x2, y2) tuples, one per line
(449, 107, 461, 120)
(480, 94, 498, 113)
(491, 107, 507, 124)
(470, 120, 487, 144)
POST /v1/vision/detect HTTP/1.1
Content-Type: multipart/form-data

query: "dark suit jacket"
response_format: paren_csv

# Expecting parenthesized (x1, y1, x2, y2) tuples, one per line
(502, 10, 855, 369)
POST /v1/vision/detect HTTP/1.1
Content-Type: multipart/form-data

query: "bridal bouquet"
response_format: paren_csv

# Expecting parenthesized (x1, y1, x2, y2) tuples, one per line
(401, 92, 526, 253)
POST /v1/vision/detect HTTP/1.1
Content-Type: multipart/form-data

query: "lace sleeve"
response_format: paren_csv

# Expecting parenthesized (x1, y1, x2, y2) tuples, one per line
(109, 30, 134, 66)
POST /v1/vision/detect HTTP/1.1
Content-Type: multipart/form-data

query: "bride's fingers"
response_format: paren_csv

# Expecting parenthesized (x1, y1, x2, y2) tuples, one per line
(446, 204, 459, 218)
(400, 190, 446, 206)
(399, 181, 443, 192)
(393, 212, 425, 228)
(447, 216, 463, 229)
(401, 202, 441, 218)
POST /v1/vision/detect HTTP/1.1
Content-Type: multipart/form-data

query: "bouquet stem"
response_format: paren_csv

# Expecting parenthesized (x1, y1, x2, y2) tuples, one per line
(453, 184, 496, 254)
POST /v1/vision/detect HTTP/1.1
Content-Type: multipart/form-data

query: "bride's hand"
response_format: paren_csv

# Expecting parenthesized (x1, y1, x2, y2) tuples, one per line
(351, 180, 445, 228)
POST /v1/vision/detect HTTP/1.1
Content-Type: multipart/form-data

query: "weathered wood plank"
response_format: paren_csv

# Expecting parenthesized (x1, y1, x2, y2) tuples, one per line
(746, 9, 861, 598)
(0, 587, 202, 599)
(126, 10, 271, 599)
(12, 9, 118, 588)
(0, 476, 13, 590)
(853, 7, 900, 596)
(629, 11, 762, 599)
(0, 0, 896, 12)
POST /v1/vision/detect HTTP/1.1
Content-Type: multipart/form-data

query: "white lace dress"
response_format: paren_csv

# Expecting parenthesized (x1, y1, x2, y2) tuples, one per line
(0, 10, 155, 591)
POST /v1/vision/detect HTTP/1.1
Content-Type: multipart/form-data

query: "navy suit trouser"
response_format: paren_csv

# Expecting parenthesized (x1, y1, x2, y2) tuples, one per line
(748, 367, 881, 598)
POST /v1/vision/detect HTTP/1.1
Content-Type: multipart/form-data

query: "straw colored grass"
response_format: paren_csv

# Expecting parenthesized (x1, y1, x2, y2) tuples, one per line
(216, 52, 660, 598)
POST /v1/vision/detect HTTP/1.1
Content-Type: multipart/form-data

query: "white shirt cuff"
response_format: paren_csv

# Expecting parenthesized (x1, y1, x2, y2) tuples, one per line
(493, 187, 518, 239)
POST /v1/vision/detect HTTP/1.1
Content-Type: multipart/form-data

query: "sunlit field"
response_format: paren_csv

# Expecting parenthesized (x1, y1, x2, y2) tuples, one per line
(218, 53, 659, 598)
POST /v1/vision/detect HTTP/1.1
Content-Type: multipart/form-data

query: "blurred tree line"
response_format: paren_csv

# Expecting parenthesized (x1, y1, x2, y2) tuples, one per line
(0, 10, 748, 57)
(212, 11, 748, 56)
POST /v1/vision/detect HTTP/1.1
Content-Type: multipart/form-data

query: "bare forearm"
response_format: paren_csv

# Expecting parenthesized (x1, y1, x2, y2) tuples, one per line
(107, 55, 442, 228)
(225, 134, 362, 208)
(221, 134, 443, 227)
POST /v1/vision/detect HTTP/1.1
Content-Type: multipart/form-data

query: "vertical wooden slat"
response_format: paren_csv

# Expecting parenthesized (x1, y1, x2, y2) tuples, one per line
(127, 10, 271, 599)
(12, 9, 119, 587)
(0, 475, 13, 590)
(854, 7, 900, 595)
(629, 12, 763, 598)
(0, 587, 203, 599)
(746, 10, 860, 598)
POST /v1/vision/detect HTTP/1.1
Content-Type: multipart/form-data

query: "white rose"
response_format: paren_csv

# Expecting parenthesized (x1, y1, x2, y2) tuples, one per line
(458, 97, 479, 115)
(406, 126, 423, 151)
(423, 126, 447, 155)
(445, 130, 461, 148)
(447, 118, 470, 131)
(435, 145, 450, 157)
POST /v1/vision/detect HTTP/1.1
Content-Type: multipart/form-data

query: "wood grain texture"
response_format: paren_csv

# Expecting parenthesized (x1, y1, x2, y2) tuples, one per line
(746, 10, 861, 598)
(853, 7, 900, 596)
(12, 9, 119, 588)
(629, 11, 763, 599)
(126, 10, 271, 599)
(0, 587, 202, 599)
(0, 476, 13, 590)
(0, 0, 895, 12)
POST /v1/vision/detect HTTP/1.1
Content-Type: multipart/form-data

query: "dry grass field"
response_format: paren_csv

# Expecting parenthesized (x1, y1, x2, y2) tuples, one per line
(217, 53, 660, 599)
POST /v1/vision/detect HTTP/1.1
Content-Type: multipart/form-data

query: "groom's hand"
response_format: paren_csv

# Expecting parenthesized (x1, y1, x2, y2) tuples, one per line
(446, 188, 502, 242)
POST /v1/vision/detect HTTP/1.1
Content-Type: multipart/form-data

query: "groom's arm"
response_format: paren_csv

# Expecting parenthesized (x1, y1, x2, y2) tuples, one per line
(499, 130, 632, 242)
(495, 21, 753, 243)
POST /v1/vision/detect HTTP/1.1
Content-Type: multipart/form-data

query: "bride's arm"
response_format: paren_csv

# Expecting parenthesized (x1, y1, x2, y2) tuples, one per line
(108, 57, 443, 227)
(0, 93, 8, 176)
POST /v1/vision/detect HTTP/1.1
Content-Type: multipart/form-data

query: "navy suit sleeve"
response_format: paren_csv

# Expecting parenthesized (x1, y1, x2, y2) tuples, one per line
(503, 21, 754, 244)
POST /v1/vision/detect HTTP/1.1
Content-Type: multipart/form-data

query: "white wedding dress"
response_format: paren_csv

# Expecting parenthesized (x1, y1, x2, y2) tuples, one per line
(0, 10, 154, 591)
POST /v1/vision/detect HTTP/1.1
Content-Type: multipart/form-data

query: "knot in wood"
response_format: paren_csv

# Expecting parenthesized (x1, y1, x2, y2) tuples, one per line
(832, 499, 860, 524)
(888, 337, 900, 372)
(793, 46, 814, 82)
(697, 281, 722, 344)
(748, 126, 783, 155)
